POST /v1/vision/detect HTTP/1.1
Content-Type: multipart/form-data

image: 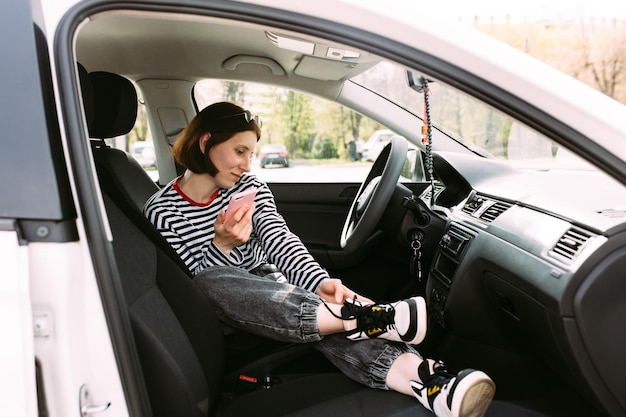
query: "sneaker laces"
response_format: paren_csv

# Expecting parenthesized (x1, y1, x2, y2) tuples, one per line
(414, 361, 457, 394)
(342, 296, 397, 334)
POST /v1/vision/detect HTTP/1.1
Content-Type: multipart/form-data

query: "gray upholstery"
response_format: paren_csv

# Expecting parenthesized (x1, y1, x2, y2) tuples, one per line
(91, 141, 159, 214)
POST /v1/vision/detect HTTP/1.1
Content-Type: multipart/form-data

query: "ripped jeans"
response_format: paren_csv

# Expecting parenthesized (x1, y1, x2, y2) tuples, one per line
(193, 265, 421, 390)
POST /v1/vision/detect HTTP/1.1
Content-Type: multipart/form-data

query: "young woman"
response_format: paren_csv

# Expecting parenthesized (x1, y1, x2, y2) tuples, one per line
(144, 101, 495, 417)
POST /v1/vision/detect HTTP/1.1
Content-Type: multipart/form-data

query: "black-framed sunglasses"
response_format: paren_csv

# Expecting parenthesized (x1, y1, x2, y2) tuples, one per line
(218, 110, 262, 128)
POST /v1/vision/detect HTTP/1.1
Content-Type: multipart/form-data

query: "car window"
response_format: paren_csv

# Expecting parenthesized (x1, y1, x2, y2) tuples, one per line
(351, 61, 595, 171)
(194, 79, 420, 183)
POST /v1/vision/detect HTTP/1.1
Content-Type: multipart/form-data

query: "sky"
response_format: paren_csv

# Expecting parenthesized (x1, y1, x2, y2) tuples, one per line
(45, 1, 626, 27)
(434, 0, 626, 21)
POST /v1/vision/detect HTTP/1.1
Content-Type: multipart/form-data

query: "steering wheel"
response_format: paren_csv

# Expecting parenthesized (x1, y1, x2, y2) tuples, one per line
(340, 135, 408, 252)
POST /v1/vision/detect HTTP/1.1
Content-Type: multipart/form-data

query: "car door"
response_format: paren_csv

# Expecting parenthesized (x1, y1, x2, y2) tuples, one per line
(0, 2, 77, 414)
(0, 1, 140, 416)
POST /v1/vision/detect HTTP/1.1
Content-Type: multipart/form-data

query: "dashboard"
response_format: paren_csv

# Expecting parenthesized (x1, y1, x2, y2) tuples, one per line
(414, 151, 626, 413)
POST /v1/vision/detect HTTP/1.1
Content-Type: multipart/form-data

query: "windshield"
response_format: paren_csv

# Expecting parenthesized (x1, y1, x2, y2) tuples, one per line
(351, 61, 595, 171)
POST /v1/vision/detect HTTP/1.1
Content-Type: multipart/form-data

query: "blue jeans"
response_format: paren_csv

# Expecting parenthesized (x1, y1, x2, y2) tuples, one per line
(193, 265, 421, 390)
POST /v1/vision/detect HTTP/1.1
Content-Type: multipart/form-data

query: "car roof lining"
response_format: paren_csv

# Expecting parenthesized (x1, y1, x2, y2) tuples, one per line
(76, 9, 382, 101)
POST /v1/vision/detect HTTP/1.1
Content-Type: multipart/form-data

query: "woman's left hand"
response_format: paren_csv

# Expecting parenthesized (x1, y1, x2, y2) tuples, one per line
(213, 203, 255, 256)
(315, 278, 374, 305)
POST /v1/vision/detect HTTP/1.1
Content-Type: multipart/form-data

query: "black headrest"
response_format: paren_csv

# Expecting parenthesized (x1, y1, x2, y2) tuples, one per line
(89, 71, 138, 138)
(77, 63, 94, 128)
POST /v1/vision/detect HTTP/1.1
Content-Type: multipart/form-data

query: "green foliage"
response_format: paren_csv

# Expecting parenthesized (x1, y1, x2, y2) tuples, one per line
(132, 78, 387, 162)
(314, 138, 339, 159)
(272, 91, 314, 158)
(222, 81, 245, 103)
(268, 90, 379, 160)
(126, 102, 149, 151)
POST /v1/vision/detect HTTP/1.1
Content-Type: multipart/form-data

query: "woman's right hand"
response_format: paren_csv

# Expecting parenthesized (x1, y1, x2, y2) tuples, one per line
(316, 278, 374, 305)
(213, 203, 255, 256)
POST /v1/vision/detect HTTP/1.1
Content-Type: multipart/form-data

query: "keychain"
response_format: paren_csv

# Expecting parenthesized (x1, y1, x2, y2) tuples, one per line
(410, 237, 423, 282)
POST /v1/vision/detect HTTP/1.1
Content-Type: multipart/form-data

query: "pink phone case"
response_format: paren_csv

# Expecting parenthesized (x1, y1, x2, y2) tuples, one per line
(224, 188, 257, 222)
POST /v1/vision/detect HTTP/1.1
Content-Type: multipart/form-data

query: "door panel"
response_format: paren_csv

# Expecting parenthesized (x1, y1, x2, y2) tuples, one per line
(268, 182, 422, 301)
(269, 182, 358, 251)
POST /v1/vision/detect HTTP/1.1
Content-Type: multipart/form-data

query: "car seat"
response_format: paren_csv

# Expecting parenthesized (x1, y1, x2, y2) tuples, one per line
(82, 69, 191, 276)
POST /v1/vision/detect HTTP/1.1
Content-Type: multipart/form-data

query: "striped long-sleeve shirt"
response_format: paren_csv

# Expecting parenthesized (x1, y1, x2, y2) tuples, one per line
(143, 173, 329, 293)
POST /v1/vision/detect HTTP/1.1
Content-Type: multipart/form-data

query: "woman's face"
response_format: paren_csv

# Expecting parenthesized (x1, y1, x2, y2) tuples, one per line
(206, 130, 257, 189)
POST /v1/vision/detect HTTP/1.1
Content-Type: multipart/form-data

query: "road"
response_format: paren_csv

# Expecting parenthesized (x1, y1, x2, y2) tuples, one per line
(250, 159, 372, 182)
(146, 159, 374, 183)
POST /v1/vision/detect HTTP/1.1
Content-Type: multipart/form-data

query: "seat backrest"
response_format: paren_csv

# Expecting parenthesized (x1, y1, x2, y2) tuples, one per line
(104, 192, 225, 417)
(87, 70, 159, 213)
(78, 67, 220, 415)
(83, 70, 192, 276)
(78, 67, 223, 415)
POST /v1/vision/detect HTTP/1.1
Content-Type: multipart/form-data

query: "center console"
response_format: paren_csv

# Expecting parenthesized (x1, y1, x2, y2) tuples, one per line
(428, 223, 475, 327)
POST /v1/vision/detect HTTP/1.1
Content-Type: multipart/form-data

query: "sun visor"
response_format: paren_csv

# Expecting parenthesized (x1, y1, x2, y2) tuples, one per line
(294, 55, 359, 81)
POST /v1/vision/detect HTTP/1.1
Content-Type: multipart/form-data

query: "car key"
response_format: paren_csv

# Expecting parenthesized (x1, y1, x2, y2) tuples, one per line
(410, 238, 422, 282)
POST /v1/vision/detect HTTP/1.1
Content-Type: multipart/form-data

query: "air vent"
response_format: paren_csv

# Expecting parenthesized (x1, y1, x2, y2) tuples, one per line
(479, 201, 512, 223)
(421, 188, 433, 203)
(461, 193, 511, 223)
(461, 202, 478, 215)
(461, 194, 484, 215)
(551, 228, 592, 261)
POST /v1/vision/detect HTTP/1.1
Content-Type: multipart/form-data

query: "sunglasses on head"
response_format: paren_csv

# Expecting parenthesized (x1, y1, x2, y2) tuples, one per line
(217, 110, 262, 128)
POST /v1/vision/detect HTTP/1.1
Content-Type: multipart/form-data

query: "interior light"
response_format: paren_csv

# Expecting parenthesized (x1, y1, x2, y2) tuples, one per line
(326, 47, 360, 60)
(266, 31, 315, 55)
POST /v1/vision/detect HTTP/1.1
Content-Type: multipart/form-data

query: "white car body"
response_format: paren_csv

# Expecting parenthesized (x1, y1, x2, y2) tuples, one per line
(3, 1, 626, 416)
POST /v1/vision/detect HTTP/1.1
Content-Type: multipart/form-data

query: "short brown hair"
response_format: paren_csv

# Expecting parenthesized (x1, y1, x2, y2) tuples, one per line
(171, 102, 261, 175)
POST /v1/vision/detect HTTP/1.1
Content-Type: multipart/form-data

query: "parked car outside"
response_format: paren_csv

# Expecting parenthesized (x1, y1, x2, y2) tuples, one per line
(130, 141, 157, 168)
(361, 130, 396, 161)
(258, 143, 290, 168)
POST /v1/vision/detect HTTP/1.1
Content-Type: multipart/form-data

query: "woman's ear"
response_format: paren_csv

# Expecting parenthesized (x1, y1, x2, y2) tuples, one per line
(199, 132, 211, 154)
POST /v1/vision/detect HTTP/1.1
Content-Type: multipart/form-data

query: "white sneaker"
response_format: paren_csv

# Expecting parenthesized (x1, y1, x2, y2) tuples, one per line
(411, 360, 495, 417)
(341, 296, 427, 344)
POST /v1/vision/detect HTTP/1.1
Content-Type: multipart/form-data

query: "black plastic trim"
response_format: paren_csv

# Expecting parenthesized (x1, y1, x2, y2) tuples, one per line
(18, 219, 79, 243)
(0, 0, 77, 233)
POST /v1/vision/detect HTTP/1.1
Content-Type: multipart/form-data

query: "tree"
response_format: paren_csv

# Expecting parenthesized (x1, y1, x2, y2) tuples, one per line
(222, 80, 245, 103)
(127, 103, 149, 150)
(575, 19, 626, 101)
(474, 16, 626, 105)
(280, 91, 315, 158)
(349, 112, 362, 141)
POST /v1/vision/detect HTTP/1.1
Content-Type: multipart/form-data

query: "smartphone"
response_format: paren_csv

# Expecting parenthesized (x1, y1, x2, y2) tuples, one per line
(224, 188, 257, 223)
